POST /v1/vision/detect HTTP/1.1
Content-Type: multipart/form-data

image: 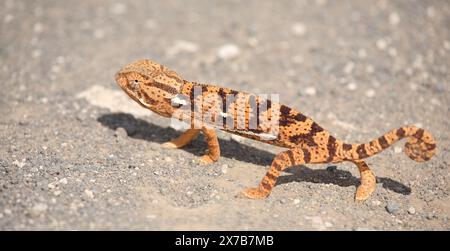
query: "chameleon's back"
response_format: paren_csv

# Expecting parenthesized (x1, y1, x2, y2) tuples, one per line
(175, 80, 333, 150)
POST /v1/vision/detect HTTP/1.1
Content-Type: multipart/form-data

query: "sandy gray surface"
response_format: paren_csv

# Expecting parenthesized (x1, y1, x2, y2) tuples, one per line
(1, 0, 449, 230)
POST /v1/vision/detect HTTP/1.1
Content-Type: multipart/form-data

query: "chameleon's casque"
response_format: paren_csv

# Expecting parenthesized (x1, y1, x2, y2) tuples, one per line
(115, 59, 437, 201)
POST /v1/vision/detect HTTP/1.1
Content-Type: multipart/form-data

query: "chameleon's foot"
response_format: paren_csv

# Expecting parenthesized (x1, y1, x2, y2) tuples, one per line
(355, 181, 376, 202)
(161, 129, 200, 149)
(199, 155, 216, 165)
(353, 160, 376, 202)
(238, 187, 270, 199)
(161, 141, 179, 149)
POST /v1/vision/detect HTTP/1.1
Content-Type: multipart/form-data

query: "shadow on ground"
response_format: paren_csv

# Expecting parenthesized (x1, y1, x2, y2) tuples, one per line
(97, 113, 411, 195)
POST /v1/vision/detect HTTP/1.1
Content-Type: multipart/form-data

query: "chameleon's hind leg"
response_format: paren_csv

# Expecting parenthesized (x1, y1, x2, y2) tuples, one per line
(199, 127, 220, 164)
(240, 147, 309, 199)
(162, 129, 200, 149)
(352, 160, 376, 202)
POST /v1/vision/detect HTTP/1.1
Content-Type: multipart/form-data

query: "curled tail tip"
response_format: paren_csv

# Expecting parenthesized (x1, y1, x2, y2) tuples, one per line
(403, 127, 437, 162)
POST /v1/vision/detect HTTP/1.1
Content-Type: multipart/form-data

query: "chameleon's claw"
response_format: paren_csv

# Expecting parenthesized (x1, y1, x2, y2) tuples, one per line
(199, 155, 215, 165)
(238, 187, 270, 199)
(354, 183, 376, 202)
(161, 141, 179, 149)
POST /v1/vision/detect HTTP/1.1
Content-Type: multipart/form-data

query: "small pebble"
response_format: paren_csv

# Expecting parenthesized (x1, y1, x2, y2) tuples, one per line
(388, 47, 397, 57)
(84, 189, 94, 199)
(386, 201, 400, 214)
(247, 37, 258, 47)
(408, 207, 416, 215)
(394, 146, 402, 154)
(376, 39, 387, 50)
(145, 19, 157, 29)
(410, 83, 418, 91)
(217, 44, 240, 60)
(443, 40, 450, 50)
(343, 61, 355, 74)
(93, 29, 105, 39)
(315, 0, 327, 6)
(29, 203, 48, 217)
(114, 127, 128, 138)
(426, 213, 435, 220)
(365, 89, 375, 98)
(164, 156, 173, 162)
(33, 23, 43, 33)
(110, 3, 127, 15)
(59, 178, 68, 185)
(426, 6, 436, 18)
(358, 49, 367, 58)
(293, 199, 300, 205)
(146, 214, 157, 219)
(12, 159, 26, 168)
(4, 14, 13, 24)
(221, 164, 228, 174)
(304, 87, 316, 96)
(291, 22, 307, 36)
(389, 12, 400, 25)
(166, 40, 199, 57)
(346, 82, 357, 91)
(32, 49, 42, 58)
(430, 98, 441, 106)
(48, 182, 56, 190)
(372, 200, 382, 206)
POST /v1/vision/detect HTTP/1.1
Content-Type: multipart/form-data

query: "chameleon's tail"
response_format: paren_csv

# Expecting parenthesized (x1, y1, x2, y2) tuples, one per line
(341, 125, 436, 162)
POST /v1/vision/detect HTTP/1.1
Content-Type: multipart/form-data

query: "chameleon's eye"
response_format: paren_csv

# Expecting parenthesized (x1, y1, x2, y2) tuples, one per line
(130, 79, 140, 90)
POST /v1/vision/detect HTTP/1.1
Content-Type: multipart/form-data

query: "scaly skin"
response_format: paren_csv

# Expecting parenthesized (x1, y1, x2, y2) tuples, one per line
(115, 59, 437, 202)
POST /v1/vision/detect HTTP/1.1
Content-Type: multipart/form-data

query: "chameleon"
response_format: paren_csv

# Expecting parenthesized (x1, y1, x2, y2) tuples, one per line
(115, 59, 437, 202)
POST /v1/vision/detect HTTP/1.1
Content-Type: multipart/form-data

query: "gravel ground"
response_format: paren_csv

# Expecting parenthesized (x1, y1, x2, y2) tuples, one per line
(1, 0, 449, 230)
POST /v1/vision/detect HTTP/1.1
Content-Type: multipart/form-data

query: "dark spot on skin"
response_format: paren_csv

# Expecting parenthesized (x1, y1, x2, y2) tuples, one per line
(302, 149, 311, 163)
(142, 92, 158, 105)
(414, 128, 424, 140)
(294, 113, 307, 122)
(272, 161, 282, 171)
(343, 143, 353, 151)
(280, 105, 291, 116)
(286, 151, 296, 166)
(396, 128, 406, 138)
(326, 136, 337, 162)
(152, 81, 178, 94)
(266, 172, 277, 181)
(230, 90, 239, 96)
(356, 144, 369, 159)
(378, 136, 390, 149)
(427, 144, 436, 150)
(261, 181, 272, 190)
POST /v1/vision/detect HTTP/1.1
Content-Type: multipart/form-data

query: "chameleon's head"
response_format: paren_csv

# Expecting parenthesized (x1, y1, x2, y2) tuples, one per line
(115, 59, 185, 117)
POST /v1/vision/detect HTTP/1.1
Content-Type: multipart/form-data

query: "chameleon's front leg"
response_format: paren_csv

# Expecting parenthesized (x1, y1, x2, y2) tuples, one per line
(199, 127, 220, 164)
(162, 129, 200, 149)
